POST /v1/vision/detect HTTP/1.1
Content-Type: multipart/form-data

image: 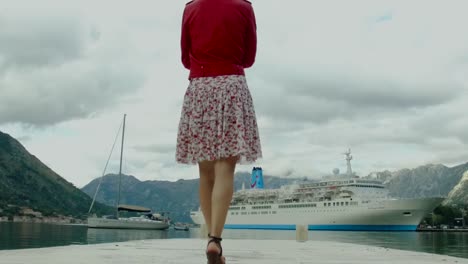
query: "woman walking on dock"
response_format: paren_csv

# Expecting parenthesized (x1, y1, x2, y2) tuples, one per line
(176, 0, 262, 263)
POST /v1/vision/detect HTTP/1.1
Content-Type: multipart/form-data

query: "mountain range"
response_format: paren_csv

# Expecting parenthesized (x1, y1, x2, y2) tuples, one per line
(370, 162, 468, 205)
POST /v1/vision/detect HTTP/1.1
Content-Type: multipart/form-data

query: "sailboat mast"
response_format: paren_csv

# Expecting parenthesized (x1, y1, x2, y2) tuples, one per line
(116, 114, 126, 217)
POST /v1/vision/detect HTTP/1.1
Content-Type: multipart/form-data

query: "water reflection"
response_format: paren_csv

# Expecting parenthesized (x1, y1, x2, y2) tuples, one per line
(86, 228, 169, 244)
(415, 232, 468, 257)
(86, 226, 202, 244)
(222, 229, 468, 258)
(0, 222, 88, 249)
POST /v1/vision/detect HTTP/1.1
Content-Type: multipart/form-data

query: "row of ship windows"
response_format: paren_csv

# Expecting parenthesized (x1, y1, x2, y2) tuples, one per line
(252, 205, 272, 210)
(230, 204, 317, 210)
(279, 203, 317, 208)
(230, 206, 274, 210)
(229, 206, 246, 210)
(229, 201, 359, 211)
(230, 208, 357, 216)
(324, 201, 359, 206)
(231, 211, 277, 215)
(350, 185, 384, 189)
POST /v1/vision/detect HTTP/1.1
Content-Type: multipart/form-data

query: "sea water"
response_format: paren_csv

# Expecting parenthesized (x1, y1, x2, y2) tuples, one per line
(0, 222, 467, 259)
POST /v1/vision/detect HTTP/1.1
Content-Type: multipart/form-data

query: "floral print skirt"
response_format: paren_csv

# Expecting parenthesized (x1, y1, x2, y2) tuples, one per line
(176, 75, 262, 164)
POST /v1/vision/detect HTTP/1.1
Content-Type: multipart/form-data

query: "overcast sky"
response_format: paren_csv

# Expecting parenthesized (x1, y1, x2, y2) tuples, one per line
(1, 0, 467, 188)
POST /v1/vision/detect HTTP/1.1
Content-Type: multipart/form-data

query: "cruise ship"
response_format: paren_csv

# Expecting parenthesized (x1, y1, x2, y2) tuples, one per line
(190, 150, 445, 231)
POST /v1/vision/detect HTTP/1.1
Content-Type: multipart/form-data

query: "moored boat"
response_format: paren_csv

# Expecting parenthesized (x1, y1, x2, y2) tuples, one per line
(87, 114, 169, 230)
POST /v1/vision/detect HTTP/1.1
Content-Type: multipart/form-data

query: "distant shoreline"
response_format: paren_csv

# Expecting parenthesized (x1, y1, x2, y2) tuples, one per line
(417, 227, 468, 232)
(3, 219, 467, 232)
(0, 216, 85, 225)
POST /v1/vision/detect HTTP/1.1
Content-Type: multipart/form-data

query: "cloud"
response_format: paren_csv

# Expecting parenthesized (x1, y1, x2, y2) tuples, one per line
(1, 0, 468, 188)
(246, 0, 468, 132)
(409, 95, 468, 145)
(249, 63, 464, 127)
(284, 72, 460, 109)
(0, 15, 84, 70)
(132, 144, 175, 155)
(0, 12, 147, 126)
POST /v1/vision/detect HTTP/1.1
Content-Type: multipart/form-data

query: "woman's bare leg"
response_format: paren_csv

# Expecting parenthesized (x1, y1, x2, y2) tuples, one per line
(202, 156, 236, 263)
(210, 156, 237, 237)
(198, 160, 216, 234)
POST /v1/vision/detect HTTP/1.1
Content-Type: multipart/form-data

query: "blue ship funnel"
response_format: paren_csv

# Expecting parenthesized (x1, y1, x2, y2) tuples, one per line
(250, 167, 264, 189)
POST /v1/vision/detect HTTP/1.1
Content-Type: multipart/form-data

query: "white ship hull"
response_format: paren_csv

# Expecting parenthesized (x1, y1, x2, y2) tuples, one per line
(87, 217, 169, 230)
(190, 197, 444, 231)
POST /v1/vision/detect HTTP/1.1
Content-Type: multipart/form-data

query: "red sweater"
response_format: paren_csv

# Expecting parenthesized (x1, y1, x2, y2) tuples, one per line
(181, 0, 257, 79)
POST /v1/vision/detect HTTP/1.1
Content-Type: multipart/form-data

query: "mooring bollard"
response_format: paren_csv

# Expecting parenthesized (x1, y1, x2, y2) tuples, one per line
(199, 224, 208, 239)
(296, 224, 308, 242)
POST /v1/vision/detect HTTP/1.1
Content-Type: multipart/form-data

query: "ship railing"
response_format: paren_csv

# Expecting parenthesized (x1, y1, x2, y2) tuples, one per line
(293, 189, 316, 194)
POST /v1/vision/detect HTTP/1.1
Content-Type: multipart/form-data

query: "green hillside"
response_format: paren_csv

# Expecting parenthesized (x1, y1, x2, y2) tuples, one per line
(0, 131, 113, 219)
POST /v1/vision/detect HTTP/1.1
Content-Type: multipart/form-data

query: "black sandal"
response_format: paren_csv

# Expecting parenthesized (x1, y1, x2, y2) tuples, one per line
(206, 234, 224, 264)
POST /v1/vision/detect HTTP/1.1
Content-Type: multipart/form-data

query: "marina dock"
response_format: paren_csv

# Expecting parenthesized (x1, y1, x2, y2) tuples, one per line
(1, 239, 467, 264)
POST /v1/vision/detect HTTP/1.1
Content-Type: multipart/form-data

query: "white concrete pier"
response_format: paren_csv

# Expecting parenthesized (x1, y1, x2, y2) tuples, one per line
(0, 239, 466, 264)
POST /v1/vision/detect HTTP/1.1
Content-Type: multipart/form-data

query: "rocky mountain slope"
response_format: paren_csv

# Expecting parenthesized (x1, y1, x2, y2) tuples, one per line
(0, 131, 112, 219)
(445, 170, 468, 205)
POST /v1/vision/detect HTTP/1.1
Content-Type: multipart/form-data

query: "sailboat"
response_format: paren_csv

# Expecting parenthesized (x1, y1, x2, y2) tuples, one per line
(87, 114, 170, 230)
